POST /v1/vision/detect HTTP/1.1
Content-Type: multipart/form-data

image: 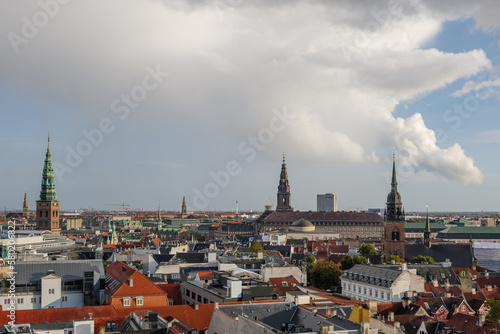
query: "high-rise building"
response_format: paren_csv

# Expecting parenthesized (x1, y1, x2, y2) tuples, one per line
(36, 136, 60, 235)
(383, 153, 405, 260)
(276, 155, 292, 212)
(317, 193, 338, 212)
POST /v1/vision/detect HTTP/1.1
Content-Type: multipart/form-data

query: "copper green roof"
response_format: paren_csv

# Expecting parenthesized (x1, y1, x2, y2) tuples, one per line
(39, 136, 57, 202)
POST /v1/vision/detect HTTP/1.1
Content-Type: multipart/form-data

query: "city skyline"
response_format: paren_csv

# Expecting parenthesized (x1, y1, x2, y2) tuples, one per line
(2, 1, 500, 212)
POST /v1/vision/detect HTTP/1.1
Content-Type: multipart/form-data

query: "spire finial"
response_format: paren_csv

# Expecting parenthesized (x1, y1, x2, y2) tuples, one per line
(282, 153, 286, 165)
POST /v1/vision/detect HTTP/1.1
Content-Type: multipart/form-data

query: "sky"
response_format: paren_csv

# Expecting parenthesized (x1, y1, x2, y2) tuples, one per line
(1, 0, 500, 213)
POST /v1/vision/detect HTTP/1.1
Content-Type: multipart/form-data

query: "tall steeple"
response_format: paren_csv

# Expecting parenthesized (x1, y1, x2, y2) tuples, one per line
(40, 135, 57, 201)
(157, 200, 163, 231)
(386, 151, 404, 222)
(180, 196, 188, 219)
(383, 150, 405, 260)
(424, 205, 431, 248)
(36, 135, 60, 234)
(23, 188, 28, 218)
(276, 154, 292, 212)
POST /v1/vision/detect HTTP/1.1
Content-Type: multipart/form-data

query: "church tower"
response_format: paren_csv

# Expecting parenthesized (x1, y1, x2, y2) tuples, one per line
(23, 189, 28, 218)
(36, 136, 61, 234)
(276, 154, 292, 212)
(424, 205, 431, 248)
(383, 152, 405, 260)
(180, 196, 188, 219)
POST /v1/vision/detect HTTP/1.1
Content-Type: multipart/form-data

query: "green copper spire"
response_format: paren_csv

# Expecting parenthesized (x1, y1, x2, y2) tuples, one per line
(39, 135, 57, 201)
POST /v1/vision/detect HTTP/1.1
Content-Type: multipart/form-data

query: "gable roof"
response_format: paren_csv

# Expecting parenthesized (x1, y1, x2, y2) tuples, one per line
(105, 261, 167, 297)
(269, 276, 300, 287)
(158, 283, 183, 305)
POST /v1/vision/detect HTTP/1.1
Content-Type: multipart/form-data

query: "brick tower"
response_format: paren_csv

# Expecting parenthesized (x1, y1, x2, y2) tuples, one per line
(383, 152, 405, 260)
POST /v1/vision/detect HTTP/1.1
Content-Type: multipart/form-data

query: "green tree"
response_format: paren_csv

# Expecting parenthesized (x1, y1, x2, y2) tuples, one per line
(485, 299, 500, 322)
(353, 255, 368, 265)
(384, 255, 402, 264)
(249, 241, 263, 253)
(410, 255, 436, 264)
(359, 244, 377, 256)
(309, 260, 343, 290)
(340, 254, 354, 270)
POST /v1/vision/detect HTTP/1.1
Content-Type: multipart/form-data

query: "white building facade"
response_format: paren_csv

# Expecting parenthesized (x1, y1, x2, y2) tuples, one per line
(340, 264, 424, 302)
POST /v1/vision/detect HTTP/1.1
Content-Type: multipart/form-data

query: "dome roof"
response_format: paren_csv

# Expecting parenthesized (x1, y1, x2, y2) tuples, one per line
(290, 218, 315, 232)
(292, 218, 314, 227)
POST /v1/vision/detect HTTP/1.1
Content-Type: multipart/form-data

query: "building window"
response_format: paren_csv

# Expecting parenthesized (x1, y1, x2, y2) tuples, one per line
(204, 298, 208, 304)
(168, 298, 174, 306)
(107, 322, 117, 332)
(191, 291, 195, 299)
(123, 298, 131, 306)
(185, 289, 190, 296)
(137, 298, 143, 306)
(461, 305, 466, 312)
(17, 298, 23, 304)
(198, 295, 202, 302)
(48, 289, 55, 294)
(62, 296, 67, 302)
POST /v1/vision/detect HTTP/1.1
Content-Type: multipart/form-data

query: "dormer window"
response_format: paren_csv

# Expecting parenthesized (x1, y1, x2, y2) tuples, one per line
(123, 297, 131, 306)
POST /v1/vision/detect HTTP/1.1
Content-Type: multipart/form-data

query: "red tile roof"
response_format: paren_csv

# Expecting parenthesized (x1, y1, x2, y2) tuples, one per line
(115, 304, 215, 331)
(106, 261, 168, 298)
(158, 283, 183, 305)
(268, 276, 300, 287)
(196, 270, 213, 281)
(0, 305, 122, 332)
(445, 313, 497, 333)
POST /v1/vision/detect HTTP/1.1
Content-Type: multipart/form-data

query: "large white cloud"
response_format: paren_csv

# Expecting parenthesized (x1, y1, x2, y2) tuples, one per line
(0, 0, 494, 186)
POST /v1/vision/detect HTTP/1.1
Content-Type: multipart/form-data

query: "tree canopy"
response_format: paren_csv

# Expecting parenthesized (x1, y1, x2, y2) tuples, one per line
(410, 255, 436, 264)
(359, 243, 378, 256)
(249, 241, 263, 253)
(309, 260, 343, 290)
(341, 254, 368, 270)
(485, 299, 500, 322)
(384, 255, 402, 264)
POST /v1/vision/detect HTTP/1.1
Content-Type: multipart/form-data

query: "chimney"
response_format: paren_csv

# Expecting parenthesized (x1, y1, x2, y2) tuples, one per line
(485, 271, 489, 279)
(234, 316, 239, 321)
(99, 327, 105, 334)
(88, 313, 93, 319)
(331, 309, 337, 316)
(445, 278, 450, 290)
(487, 285, 492, 292)
(312, 308, 317, 314)
(366, 300, 378, 316)
(472, 260, 477, 270)
(402, 297, 410, 309)
(388, 311, 394, 321)
(394, 321, 400, 329)
(214, 302, 219, 310)
(445, 292, 451, 298)
(401, 263, 407, 271)
(472, 288, 476, 295)
(325, 309, 331, 317)
(391, 260, 395, 265)
(129, 278, 133, 287)
(432, 279, 439, 287)
(479, 313, 486, 327)
(194, 303, 199, 311)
